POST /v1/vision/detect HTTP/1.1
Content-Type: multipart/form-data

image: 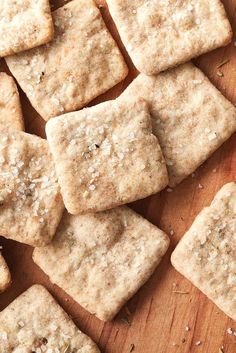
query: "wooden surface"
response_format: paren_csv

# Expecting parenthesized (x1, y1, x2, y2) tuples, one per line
(0, 1, 236, 352)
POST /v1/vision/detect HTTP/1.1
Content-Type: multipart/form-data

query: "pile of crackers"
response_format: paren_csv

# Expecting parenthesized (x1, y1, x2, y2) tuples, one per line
(0, 0, 235, 352)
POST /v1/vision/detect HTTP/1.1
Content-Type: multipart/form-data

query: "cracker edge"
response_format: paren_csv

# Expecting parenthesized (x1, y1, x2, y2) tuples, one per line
(106, 0, 233, 75)
(0, 0, 55, 57)
(0, 284, 100, 352)
(0, 72, 24, 131)
(0, 256, 11, 293)
(170, 182, 236, 320)
(33, 207, 170, 321)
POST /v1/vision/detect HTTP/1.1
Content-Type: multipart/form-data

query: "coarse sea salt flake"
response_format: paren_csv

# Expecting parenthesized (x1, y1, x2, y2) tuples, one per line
(208, 132, 217, 141)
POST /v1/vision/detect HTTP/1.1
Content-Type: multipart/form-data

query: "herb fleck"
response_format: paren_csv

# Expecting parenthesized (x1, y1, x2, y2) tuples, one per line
(172, 290, 189, 295)
(217, 59, 229, 68)
(129, 343, 135, 352)
(125, 306, 131, 316)
(121, 316, 131, 325)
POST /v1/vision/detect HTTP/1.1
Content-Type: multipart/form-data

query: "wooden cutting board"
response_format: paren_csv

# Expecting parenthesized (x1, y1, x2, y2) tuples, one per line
(0, 1, 235, 352)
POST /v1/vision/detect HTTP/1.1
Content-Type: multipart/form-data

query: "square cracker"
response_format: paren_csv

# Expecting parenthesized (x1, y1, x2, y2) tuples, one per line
(106, 0, 232, 75)
(122, 63, 236, 187)
(0, 73, 24, 131)
(0, 255, 11, 293)
(0, 285, 100, 353)
(6, 0, 128, 121)
(46, 97, 168, 214)
(33, 207, 170, 321)
(0, 129, 64, 247)
(171, 182, 236, 321)
(0, 0, 54, 57)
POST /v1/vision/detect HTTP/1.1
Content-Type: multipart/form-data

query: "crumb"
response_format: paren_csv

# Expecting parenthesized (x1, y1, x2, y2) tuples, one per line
(195, 341, 202, 346)
(227, 327, 233, 335)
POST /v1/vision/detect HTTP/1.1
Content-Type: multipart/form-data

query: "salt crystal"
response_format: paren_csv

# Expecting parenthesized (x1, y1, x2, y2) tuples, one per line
(89, 184, 96, 191)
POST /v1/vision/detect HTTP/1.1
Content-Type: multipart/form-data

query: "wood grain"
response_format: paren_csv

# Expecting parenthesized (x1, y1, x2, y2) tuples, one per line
(0, 1, 235, 352)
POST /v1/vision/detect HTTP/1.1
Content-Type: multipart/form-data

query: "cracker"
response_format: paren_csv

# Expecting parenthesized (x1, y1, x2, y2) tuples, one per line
(171, 182, 236, 321)
(0, 255, 11, 293)
(0, 0, 54, 57)
(46, 97, 168, 214)
(6, 0, 128, 121)
(33, 207, 169, 321)
(0, 129, 64, 247)
(122, 63, 236, 187)
(0, 284, 100, 352)
(106, 0, 232, 75)
(0, 73, 24, 131)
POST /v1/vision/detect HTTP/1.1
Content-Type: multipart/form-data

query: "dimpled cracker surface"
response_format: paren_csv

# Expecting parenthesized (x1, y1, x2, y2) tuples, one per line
(106, 0, 232, 75)
(0, 73, 24, 130)
(6, 0, 128, 121)
(33, 207, 170, 321)
(122, 63, 236, 187)
(0, 129, 64, 247)
(0, 285, 100, 353)
(171, 182, 236, 321)
(0, 255, 10, 293)
(0, 0, 54, 57)
(46, 97, 168, 214)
